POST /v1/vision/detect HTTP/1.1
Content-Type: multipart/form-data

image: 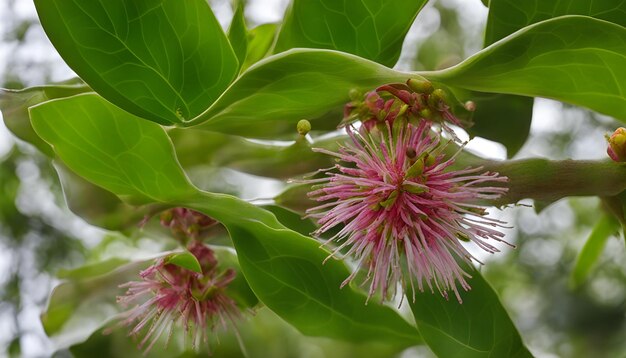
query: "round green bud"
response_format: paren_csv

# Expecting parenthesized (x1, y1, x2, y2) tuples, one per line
(297, 119, 312, 135)
(407, 78, 434, 94)
(464, 100, 476, 112)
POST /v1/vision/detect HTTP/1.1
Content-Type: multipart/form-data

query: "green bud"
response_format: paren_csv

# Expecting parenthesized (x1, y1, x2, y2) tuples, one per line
(297, 119, 311, 135)
(402, 183, 427, 194)
(407, 78, 434, 94)
(380, 190, 399, 208)
(424, 153, 436, 166)
(406, 158, 425, 178)
(349, 88, 361, 101)
(419, 108, 432, 119)
(428, 88, 447, 108)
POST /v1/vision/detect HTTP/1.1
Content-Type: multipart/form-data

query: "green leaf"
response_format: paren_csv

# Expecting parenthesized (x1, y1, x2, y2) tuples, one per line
(275, 0, 428, 67)
(485, 0, 626, 45)
(242, 23, 277, 71)
(0, 81, 90, 156)
(169, 128, 337, 179)
(228, 3, 248, 72)
(476, 0, 626, 157)
(409, 266, 532, 358)
(428, 16, 626, 120)
(30, 93, 197, 205)
(31, 94, 421, 345)
(34, 0, 238, 125)
(42, 260, 148, 348)
(469, 93, 533, 157)
(57, 258, 129, 280)
(570, 214, 620, 288)
(166, 251, 202, 273)
(54, 161, 153, 231)
(191, 49, 410, 137)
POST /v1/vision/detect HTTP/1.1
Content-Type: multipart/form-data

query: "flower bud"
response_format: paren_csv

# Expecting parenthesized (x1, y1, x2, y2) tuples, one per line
(297, 119, 311, 135)
(607, 127, 626, 162)
(407, 78, 433, 94)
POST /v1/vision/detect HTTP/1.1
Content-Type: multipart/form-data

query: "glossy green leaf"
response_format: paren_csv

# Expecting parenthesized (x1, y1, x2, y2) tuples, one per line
(275, 0, 428, 67)
(228, 3, 248, 72)
(169, 128, 337, 179)
(409, 266, 532, 358)
(570, 214, 620, 288)
(485, 0, 626, 45)
(428, 16, 626, 120)
(30, 93, 197, 205)
(191, 49, 410, 137)
(0, 81, 90, 156)
(34, 0, 238, 125)
(166, 251, 202, 273)
(476, 0, 626, 157)
(31, 94, 420, 345)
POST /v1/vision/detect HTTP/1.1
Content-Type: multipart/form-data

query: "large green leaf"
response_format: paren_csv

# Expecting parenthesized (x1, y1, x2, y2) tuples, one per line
(476, 0, 626, 157)
(191, 49, 410, 137)
(409, 266, 532, 358)
(34, 0, 238, 125)
(0, 81, 90, 156)
(30, 94, 420, 346)
(274, 0, 428, 67)
(428, 16, 626, 120)
(485, 0, 626, 45)
(30, 94, 197, 205)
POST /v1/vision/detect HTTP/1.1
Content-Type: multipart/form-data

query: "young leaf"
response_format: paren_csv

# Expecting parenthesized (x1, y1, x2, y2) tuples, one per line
(228, 3, 248, 72)
(34, 0, 238, 125)
(242, 23, 277, 71)
(31, 94, 421, 346)
(409, 266, 532, 358)
(428, 16, 626, 121)
(570, 214, 620, 288)
(190, 49, 409, 137)
(275, 0, 428, 67)
(165, 251, 202, 274)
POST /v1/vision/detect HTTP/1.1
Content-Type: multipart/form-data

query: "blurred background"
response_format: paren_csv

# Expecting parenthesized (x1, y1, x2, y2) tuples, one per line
(0, 0, 624, 357)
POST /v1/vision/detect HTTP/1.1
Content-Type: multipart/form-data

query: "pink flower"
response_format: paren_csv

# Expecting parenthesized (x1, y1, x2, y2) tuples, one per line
(115, 241, 240, 353)
(306, 121, 509, 303)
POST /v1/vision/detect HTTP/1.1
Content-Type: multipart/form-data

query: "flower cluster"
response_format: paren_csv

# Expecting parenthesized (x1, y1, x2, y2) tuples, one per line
(160, 207, 218, 241)
(307, 115, 509, 303)
(115, 241, 240, 353)
(343, 79, 474, 134)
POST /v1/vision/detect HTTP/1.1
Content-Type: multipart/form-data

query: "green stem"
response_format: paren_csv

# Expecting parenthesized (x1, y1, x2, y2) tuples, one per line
(482, 158, 626, 206)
